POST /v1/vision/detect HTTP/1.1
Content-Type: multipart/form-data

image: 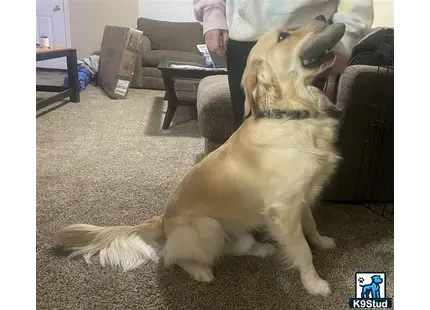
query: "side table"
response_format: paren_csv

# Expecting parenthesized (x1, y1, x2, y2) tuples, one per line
(158, 57, 227, 129)
(36, 47, 80, 111)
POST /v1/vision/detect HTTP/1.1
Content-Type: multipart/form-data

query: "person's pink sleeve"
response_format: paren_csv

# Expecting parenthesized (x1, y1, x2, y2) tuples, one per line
(193, 0, 228, 34)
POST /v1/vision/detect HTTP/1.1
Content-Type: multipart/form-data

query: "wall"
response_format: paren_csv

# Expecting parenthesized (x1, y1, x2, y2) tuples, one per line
(373, 0, 394, 27)
(138, 0, 195, 22)
(68, 0, 138, 58)
(137, 0, 393, 27)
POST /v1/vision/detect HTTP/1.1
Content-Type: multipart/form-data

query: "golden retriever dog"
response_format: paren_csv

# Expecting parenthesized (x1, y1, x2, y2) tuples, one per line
(55, 17, 346, 297)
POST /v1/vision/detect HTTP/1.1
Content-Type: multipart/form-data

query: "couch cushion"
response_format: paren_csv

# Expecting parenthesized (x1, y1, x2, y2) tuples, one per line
(141, 76, 166, 90)
(140, 67, 200, 92)
(143, 50, 204, 67)
(197, 75, 234, 142)
(137, 18, 204, 52)
(142, 67, 162, 78)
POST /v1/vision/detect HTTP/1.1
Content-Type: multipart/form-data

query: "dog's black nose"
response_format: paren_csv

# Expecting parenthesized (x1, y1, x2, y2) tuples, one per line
(315, 15, 327, 22)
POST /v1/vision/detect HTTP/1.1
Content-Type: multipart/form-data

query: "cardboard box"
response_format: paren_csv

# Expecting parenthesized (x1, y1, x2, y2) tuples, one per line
(98, 26, 143, 99)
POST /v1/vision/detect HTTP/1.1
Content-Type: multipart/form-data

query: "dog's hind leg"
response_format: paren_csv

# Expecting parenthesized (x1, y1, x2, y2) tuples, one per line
(224, 232, 277, 258)
(302, 206, 336, 251)
(163, 216, 225, 282)
(266, 202, 332, 297)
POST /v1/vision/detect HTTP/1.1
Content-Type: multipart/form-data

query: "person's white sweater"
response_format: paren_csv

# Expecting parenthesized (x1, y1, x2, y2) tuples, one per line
(193, 0, 374, 57)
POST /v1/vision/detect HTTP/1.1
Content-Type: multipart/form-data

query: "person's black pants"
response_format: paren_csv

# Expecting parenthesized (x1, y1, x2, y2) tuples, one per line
(226, 39, 329, 131)
(226, 39, 256, 131)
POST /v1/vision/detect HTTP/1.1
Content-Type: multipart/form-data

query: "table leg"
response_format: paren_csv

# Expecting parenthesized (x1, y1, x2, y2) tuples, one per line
(161, 74, 179, 130)
(162, 102, 177, 130)
(67, 49, 80, 103)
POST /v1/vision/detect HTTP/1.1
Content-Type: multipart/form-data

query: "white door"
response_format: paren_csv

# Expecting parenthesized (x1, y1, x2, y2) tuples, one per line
(36, 0, 70, 69)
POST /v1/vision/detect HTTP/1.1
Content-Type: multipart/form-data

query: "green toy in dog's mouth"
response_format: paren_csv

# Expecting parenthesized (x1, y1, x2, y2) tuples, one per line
(300, 22, 346, 68)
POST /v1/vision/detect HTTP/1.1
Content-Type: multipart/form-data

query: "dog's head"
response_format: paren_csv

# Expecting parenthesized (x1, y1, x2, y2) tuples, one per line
(241, 16, 346, 118)
(371, 275, 383, 284)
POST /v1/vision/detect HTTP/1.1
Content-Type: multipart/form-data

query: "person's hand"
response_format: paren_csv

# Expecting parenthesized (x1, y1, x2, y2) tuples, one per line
(205, 29, 229, 58)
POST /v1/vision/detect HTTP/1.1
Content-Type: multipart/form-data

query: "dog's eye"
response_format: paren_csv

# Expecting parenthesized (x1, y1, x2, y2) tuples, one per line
(278, 31, 290, 42)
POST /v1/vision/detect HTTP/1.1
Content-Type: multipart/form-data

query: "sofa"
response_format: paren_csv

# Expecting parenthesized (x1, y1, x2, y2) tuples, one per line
(196, 65, 394, 203)
(131, 18, 205, 91)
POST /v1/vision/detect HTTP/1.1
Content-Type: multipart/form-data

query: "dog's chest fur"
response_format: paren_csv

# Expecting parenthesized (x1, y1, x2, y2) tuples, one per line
(242, 117, 341, 206)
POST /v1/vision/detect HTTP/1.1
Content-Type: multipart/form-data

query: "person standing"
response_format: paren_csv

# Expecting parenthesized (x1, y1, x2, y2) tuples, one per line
(193, 0, 374, 130)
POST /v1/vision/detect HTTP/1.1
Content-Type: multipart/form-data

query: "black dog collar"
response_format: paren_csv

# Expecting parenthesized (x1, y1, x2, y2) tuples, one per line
(254, 109, 311, 120)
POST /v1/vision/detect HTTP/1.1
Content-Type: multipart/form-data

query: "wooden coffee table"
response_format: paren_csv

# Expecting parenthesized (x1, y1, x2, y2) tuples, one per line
(158, 57, 227, 130)
(36, 47, 80, 111)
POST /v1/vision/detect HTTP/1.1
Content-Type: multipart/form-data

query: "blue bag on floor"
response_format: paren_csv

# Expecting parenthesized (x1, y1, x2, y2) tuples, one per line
(63, 65, 90, 92)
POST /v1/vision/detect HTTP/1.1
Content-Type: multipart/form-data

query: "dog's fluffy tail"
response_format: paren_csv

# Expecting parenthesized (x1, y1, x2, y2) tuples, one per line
(54, 215, 165, 271)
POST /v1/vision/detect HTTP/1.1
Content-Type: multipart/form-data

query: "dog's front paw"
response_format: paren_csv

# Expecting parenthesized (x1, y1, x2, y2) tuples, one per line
(190, 267, 215, 283)
(315, 236, 336, 251)
(303, 277, 332, 297)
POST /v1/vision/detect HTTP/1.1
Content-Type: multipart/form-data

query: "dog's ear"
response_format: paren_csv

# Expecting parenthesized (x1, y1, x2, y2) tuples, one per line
(241, 59, 281, 117)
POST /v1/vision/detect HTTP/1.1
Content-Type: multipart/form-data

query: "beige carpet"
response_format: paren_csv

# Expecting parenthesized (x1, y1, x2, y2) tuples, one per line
(36, 81, 394, 310)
